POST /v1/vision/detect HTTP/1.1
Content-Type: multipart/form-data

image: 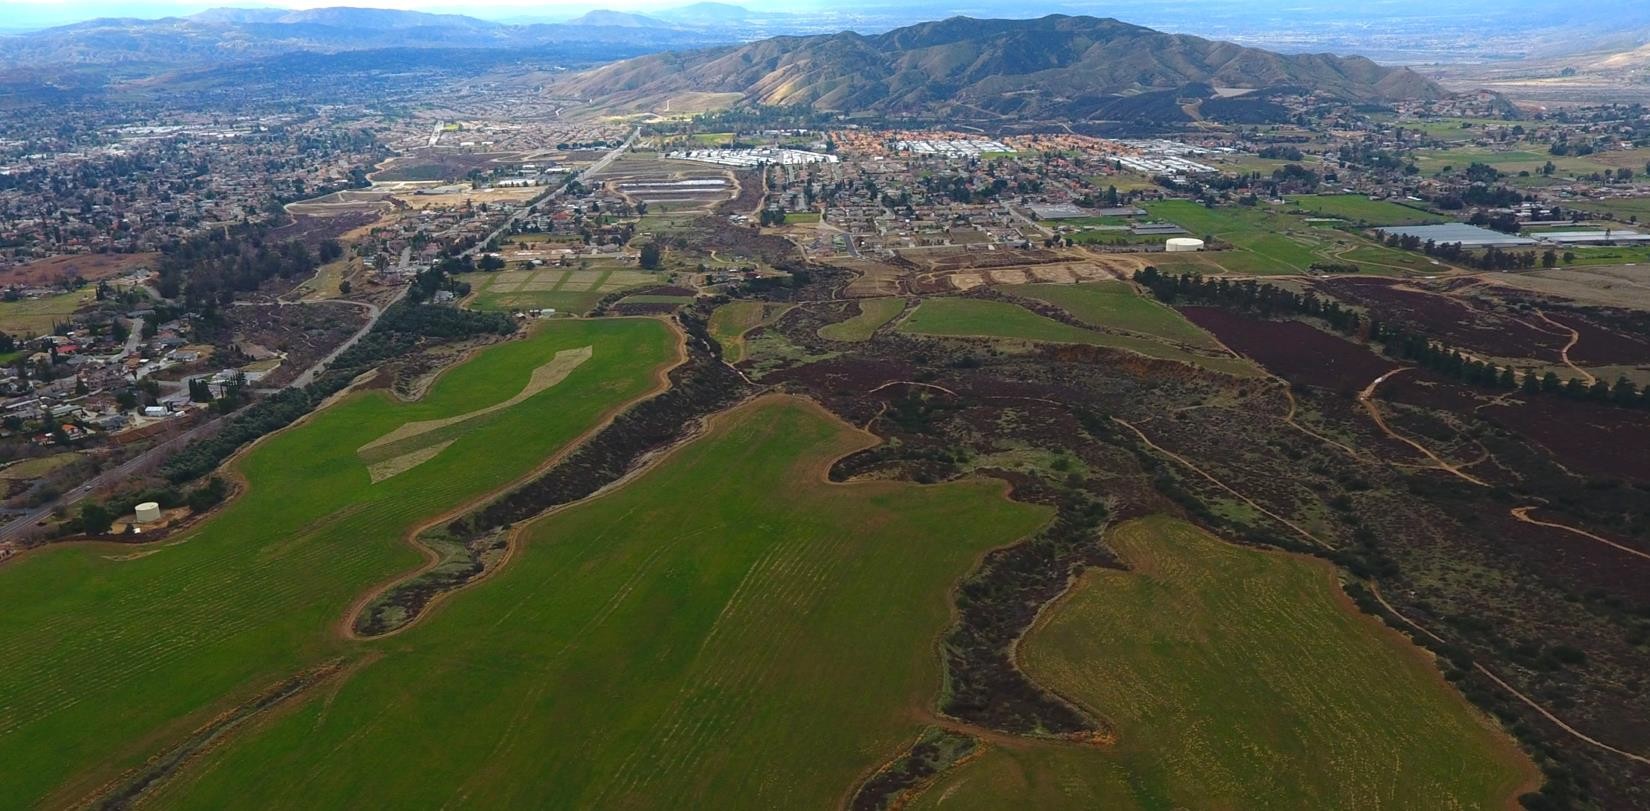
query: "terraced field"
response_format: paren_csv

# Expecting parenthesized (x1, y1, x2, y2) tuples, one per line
(914, 517, 1535, 809)
(0, 319, 679, 806)
(900, 298, 1255, 375)
(145, 396, 1050, 808)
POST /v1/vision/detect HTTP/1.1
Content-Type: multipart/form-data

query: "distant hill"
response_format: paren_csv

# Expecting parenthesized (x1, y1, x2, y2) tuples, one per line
(0, 6, 730, 70)
(653, 3, 762, 25)
(565, 10, 675, 29)
(559, 14, 1444, 120)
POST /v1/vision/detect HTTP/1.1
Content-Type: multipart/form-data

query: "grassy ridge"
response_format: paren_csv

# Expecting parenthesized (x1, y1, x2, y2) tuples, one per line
(152, 397, 1050, 808)
(1004, 281, 1221, 350)
(0, 319, 678, 805)
(900, 298, 1255, 376)
(916, 516, 1535, 809)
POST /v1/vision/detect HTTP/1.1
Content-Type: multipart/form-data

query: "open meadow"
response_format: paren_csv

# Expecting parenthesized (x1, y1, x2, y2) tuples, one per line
(914, 517, 1536, 809)
(0, 319, 679, 806)
(0, 288, 98, 336)
(900, 297, 1255, 375)
(143, 396, 1051, 808)
(1004, 281, 1223, 350)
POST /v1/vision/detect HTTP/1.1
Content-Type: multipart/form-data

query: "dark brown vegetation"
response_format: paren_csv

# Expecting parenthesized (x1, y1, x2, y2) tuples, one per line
(1318, 277, 1563, 361)
(1179, 306, 1393, 393)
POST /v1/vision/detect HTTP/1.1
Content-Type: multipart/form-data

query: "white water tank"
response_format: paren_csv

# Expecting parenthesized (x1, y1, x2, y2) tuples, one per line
(134, 502, 161, 524)
(1166, 237, 1206, 252)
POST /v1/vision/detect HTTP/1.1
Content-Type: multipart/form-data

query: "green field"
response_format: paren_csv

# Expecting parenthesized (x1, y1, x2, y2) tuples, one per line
(1145, 200, 1448, 276)
(1284, 195, 1449, 226)
(1004, 282, 1221, 349)
(915, 517, 1535, 809)
(147, 397, 1050, 808)
(0, 288, 96, 336)
(0, 319, 679, 806)
(783, 211, 821, 224)
(708, 301, 790, 363)
(459, 267, 661, 315)
(819, 297, 906, 342)
(900, 298, 1254, 375)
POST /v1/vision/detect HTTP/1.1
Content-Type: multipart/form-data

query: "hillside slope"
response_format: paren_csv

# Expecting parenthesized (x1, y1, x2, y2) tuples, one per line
(558, 14, 1442, 118)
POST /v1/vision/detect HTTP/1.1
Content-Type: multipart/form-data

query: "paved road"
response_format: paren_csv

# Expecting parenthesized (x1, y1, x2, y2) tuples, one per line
(463, 128, 639, 258)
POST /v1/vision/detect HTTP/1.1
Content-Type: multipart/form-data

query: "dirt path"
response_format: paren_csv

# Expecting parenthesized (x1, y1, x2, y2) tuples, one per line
(1369, 584, 1650, 768)
(1511, 506, 1650, 563)
(1112, 417, 1333, 550)
(1532, 310, 1595, 385)
(337, 317, 689, 641)
(867, 380, 960, 398)
(1358, 368, 1489, 487)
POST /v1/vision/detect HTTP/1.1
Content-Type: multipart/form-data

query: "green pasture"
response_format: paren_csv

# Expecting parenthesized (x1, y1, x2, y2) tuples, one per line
(915, 517, 1536, 810)
(152, 397, 1050, 808)
(899, 298, 1254, 376)
(0, 319, 678, 806)
(1283, 195, 1449, 226)
(0, 289, 96, 336)
(818, 298, 906, 342)
(1004, 281, 1220, 350)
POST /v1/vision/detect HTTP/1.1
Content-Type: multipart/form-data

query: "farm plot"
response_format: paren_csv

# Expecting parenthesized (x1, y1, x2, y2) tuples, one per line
(460, 267, 662, 314)
(903, 298, 1254, 375)
(147, 396, 1050, 809)
(0, 319, 679, 807)
(1005, 281, 1222, 349)
(915, 517, 1535, 810)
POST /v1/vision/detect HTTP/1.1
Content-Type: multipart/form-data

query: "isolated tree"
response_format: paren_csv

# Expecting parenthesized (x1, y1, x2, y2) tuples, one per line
(639, 243, 662, 270)
(80, 503, 115, 535)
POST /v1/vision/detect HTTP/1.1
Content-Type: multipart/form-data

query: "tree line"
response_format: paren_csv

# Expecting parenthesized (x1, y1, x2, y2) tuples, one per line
(1133, 267, 1650, 410)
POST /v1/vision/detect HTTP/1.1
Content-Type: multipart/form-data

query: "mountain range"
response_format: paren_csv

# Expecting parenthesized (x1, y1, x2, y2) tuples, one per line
(558, 14, 1443, 120)
(0, 5, 740, 70)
